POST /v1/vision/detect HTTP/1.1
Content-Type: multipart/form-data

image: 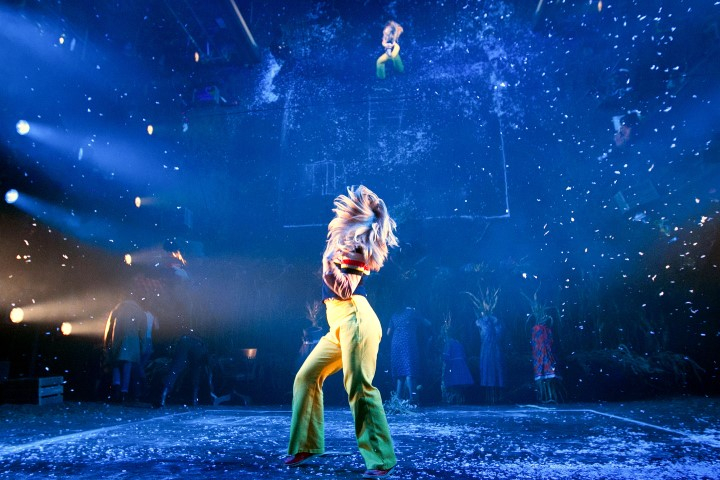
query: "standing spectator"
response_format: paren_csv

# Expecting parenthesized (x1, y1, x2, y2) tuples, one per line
(387, 306, 430, 403)
(531, 314, 559, 403)
(477, 314, 504, 403)
(159, 333, 211, 407)
(441, 315, 474, 404)
(297, 301, 324, 370)
(104, 299, 145, 403)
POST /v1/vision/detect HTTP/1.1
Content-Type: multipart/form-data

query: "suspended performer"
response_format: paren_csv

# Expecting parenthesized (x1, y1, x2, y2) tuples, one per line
(284, 185, 399, 479)
(376, 20, 404, 79)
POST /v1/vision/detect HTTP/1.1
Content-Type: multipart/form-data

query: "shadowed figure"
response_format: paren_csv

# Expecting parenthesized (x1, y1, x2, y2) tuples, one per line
(477, 314, 504, 404)
(104, 299, 145, 402)
(159, 334, 211, 407)
(387, 306, 430, 403)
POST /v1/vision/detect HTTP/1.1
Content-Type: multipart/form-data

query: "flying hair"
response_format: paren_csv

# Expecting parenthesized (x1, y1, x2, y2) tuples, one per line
(324, 185, 398, 272)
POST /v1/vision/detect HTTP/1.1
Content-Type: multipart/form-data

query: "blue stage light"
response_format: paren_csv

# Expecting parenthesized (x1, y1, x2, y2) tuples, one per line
(16, 120, 30, 135)
(5, 189, 19, 204)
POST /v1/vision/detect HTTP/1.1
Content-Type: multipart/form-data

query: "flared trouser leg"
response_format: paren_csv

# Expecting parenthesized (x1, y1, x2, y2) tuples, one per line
(376, 55, 388, 79)
(340, 296, 397, 470)
(288, 336, 343, 455)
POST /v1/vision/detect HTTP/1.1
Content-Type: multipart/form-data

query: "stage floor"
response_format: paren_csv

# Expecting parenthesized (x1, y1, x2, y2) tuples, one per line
(1, 397, 719, 479)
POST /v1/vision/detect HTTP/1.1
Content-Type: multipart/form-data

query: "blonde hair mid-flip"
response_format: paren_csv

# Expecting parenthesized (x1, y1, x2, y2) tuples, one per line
(324, 185, 399, 272)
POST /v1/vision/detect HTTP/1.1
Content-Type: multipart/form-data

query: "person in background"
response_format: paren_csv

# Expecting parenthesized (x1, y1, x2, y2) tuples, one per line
(131, 273, 161, 400)
(297, 301, 325, 370)
(476, 313, 504, 404)
(104, 298, 145, 403)
(612, 110, 641, 147)
(441, 334, 474, 404)
(387, 305, 430, 404)
(159, 333, 212, 407)
(284, 185, 399, 479)
(376, 21, 404, 79)
(531, 314, 559, 403)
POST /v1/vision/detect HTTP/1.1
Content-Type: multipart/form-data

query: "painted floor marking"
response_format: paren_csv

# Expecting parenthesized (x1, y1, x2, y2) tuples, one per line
(522, 404, 720, 449)
(0, 411, 192, 457)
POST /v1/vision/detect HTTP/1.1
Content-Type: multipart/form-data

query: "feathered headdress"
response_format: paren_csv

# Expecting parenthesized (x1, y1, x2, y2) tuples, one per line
(324, 185, 398, 272)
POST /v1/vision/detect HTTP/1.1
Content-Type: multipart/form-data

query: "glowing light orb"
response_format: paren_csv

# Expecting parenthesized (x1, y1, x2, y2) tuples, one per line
(194, 52, 200, 63)
(124, 254, 132, 265)
(242, 348, 257, 360)
(147, 124, 154, 135)
(10, 307, 24, 323)
(5, 189, 19, 204)
(134, 196, 142, 208)
(61, 322, 72, 336)
(59, 35, 65, 45)
(16, 120, 30, 135)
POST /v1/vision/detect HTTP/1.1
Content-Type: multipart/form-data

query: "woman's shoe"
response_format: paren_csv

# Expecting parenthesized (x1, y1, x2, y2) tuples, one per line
(362, 466, 395, 478)
(283, 452, 318, 467)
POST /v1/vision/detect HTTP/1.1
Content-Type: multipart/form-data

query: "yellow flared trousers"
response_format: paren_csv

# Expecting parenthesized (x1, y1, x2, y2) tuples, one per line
(376, 43, 404, 79)
(287, 295, 397, 471)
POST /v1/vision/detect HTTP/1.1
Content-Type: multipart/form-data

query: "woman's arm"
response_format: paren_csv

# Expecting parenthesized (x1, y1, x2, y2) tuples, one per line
(323, 251, 365, 300)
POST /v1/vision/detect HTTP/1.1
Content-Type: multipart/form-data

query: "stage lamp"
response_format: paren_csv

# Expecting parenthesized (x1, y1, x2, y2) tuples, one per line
(194, 51, 200, 63)
(5, 189, 19, 204)
(135, 196, 142, 208)
(242, 348, 257, 360)
(147, 124, 154, 135)
(16, 120, 30, 135)
(60, 322, 72, 336)
(124, 254, 132, 265)
(10, 307, 24, 324)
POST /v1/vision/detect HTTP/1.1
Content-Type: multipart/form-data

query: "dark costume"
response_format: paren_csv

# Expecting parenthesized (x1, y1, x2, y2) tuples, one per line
(160, 334, 210, 406)
(442, 338, 474, 388)
(477, 315, 504, 387)
(389, 307, 423, 381)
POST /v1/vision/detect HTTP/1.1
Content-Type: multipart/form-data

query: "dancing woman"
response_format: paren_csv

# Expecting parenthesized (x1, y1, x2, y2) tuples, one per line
(284, 185, 399, 479)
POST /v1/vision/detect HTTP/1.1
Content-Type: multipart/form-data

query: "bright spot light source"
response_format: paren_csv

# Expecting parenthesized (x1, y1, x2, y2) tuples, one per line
(135, 196, 142, 208)
(10, 307, 24, 324)
(194, 51, 200, 63)
(124, 254, 133, 266)
(61, 322, 72, 336)
(59, 35, 65, 45)
(147, 124, 154, 135)
(598, 1, 603, 12)
(16, 120, 30, 136)
(5, 189, 19, 204)
(172, 250, 187, 266)
(242, 348, 257, 360)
